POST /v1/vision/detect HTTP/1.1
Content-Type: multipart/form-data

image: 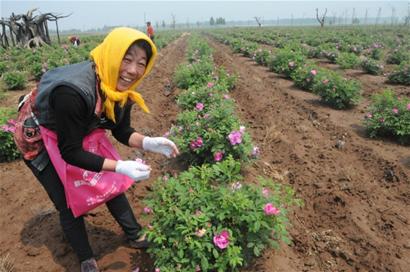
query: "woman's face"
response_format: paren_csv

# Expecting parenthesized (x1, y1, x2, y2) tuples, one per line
(116, 45, 147, 91)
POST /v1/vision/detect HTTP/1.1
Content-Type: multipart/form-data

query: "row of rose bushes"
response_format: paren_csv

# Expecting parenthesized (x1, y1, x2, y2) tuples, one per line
(225, 37, 362, 109)
(211, 33, 410, 144)
(219, 27, 410, 66)
(214, 31, 409, 85)
(142, 35, 301, 271)
(0, 30, 181, 90)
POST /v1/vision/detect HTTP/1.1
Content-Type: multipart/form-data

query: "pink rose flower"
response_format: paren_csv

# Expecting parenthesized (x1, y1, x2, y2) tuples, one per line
(262, 188, 269, 197)
(310, 69, 317, 76)
(251, 146, 260, 157)
(196, 103, 204, 111)
(207, 82, 214, 88)
(190, 137, 203, 150)
(213, 230, 230, 249)
(143, 207, 153, 214)
(214, 151, 224, 162)
(365, 113, 373, 119)
(223, 94, 230, 100)
(228, 131, 242, 145)
(407, 103, 410, 111)
(264, 203, 280, 215)
(392, 108, 399, 114)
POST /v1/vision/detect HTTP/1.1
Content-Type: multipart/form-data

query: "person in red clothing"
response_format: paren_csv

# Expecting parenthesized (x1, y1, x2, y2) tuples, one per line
(146, 21, 155, 41)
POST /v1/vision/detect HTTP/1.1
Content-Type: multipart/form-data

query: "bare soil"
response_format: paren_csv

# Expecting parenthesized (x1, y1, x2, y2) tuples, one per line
(1, 34, 409, 272)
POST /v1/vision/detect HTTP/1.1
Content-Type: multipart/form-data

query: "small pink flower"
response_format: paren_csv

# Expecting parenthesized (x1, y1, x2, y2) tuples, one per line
(162, 175, 169, 181)
(310, 69, 317, 76)
(407, 103, 410, 111)
(203, 113, 210, 119)
(251, 146, 260, 158)
(379, 118, 385, 123)
(288, 61, 295, 68)
(213, 230, 230, 249)
(214, 151, 224, 162)
(223, 94, 230, 100)
(195, 228, 207, 237)
(228, 131, 242, 145)
(195, 265, 201, 272)
(196, 137, 203, 146)
(196, 103, 204, 111)
(239, 126, 246, 133)
(143, 207, 153, 214)
(190, 137, 203, 150)
(208, 93, 213, 97)
(365, 113, 373, 119)
(155, 268, 160, 272)
(207, 82, 214, 88)
(264, 203, 280, 215)
(322, 79, 329, 85)
(392, 108, 399, 114)
(262, 188, 269, 197)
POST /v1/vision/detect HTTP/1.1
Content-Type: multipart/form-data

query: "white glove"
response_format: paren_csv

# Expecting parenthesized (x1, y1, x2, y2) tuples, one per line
(115, 160, 151, 182)
(142, 137, 179, 158)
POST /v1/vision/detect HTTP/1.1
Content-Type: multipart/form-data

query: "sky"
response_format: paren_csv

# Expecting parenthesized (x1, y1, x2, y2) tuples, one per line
(1, 0, 409, 31)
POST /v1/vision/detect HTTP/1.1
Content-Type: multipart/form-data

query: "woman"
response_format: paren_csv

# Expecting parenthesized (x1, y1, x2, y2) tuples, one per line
(24, 27, 179, 272)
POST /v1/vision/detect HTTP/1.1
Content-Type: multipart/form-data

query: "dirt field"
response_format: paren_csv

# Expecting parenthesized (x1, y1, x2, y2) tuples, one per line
(1, 34, 409, 272)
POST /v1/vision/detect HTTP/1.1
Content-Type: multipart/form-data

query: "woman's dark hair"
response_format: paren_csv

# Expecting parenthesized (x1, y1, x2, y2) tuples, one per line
(132, 39, 153, 64)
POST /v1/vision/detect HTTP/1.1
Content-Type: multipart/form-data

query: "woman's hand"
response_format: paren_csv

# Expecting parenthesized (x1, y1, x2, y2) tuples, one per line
(115, 160, 151, 182)
(142, 137, 180, 158)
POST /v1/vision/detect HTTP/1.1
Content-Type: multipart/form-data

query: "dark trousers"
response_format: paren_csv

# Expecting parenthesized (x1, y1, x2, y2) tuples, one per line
(25, 160, 141, 262)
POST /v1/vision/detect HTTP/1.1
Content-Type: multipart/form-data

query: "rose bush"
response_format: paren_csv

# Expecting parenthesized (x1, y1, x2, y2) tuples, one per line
(143, 157, 302, 272)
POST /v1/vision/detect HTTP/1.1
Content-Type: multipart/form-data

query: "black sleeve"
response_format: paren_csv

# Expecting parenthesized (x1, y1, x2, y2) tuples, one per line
(111, 104, 136, 145)
(50, 86, 105, 172)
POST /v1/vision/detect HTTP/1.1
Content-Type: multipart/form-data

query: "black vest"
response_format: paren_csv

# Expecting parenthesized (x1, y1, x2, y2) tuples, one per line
(35, 61, 97, 130)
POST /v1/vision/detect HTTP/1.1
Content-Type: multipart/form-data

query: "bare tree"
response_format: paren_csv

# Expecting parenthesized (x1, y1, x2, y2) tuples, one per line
(254, 16, 262, 27)
(1, 9, 69, 48)
(0, 18, 10, 48)
(316, 8, 327, 27)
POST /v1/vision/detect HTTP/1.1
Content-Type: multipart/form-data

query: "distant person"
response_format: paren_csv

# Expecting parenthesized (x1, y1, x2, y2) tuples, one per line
(69, 36, 81, 47)
(146, 21, 155, 41)
(16, 27, 179, 272)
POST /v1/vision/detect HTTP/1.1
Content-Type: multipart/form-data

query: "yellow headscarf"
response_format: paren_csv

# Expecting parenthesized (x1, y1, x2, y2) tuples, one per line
(90, 27, 157, 122)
